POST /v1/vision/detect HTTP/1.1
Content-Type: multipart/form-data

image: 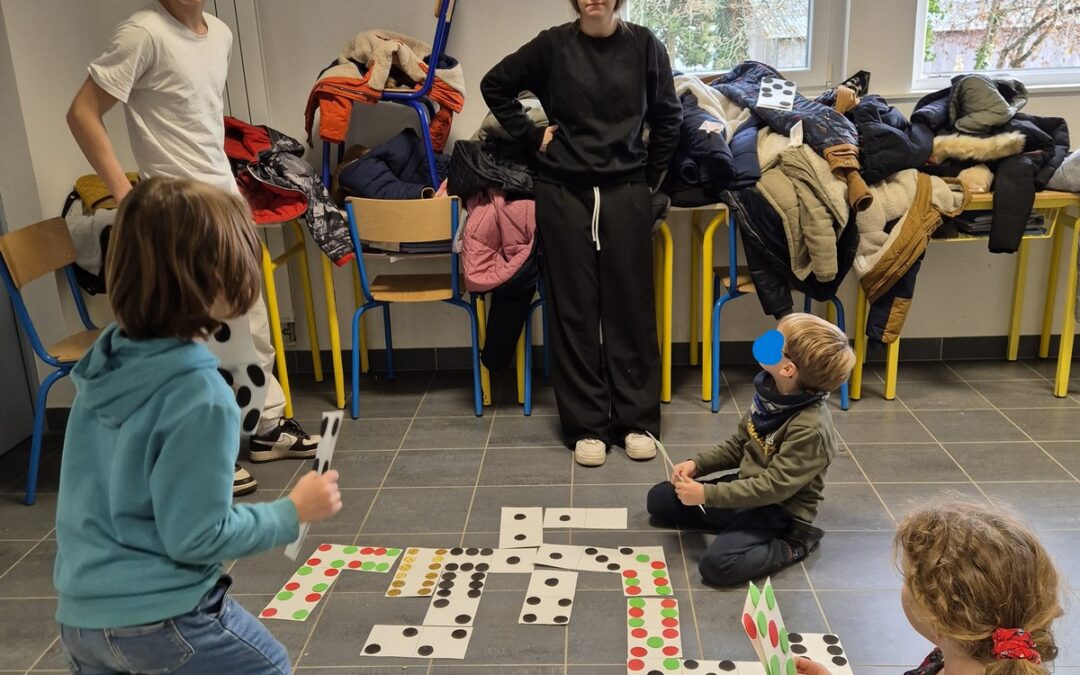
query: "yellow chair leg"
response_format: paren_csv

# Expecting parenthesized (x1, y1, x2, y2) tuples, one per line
(689, 212, 702, 367)
(288, 220, 324, 382)
(1007, 237, 1030, 361)
(851, 286, 867, 401)
(261, 241, 293, 419)
(825, 300, 836, 324)
(659, 221, 674, 404)
(1053, 216, 1079, 397)
(700, 213, 725, 401)
(1041, 209, 1066, 359)
(475, 294, 492, 406)
(884, 339, 900, 401)
(515, 331, 526, 405)
(320, 256, 345, 410)
(351, 265, 369, 374)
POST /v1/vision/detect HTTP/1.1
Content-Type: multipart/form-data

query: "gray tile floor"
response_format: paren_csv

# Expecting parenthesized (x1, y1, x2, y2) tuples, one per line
(1, 359, 1078, 674)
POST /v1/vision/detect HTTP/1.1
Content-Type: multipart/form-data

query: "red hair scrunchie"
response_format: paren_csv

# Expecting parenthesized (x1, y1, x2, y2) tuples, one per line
(991, 628, 1042, 664)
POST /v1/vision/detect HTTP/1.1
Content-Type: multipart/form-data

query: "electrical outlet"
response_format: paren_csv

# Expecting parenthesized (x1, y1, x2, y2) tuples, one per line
(281, 321, 297, 345)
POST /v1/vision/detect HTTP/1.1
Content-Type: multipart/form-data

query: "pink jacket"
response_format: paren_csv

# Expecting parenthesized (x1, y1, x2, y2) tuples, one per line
(462, 190, 536, 293)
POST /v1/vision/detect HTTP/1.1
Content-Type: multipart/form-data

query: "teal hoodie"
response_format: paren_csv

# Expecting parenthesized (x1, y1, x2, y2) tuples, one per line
(54, 324, 299, 629)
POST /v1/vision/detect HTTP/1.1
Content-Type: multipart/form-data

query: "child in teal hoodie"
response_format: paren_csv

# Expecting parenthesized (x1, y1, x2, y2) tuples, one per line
(54, 178, 342, 674)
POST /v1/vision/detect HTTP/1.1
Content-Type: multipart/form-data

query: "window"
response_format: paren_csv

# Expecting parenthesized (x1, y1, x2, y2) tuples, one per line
(628, 0, 847, 88)
(914, 0, 1080, 89)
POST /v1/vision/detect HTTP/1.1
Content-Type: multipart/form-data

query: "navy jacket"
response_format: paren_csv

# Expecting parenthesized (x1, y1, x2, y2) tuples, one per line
(340, 128, 450, 200)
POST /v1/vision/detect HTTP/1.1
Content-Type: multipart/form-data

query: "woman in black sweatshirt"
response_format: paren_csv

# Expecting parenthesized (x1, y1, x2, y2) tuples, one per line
(481, 0, 682, 467)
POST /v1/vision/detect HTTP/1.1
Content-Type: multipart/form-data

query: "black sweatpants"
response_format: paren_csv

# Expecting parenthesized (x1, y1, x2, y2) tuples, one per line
(646, 477, 796, 587)
(534, 180, 660, 448)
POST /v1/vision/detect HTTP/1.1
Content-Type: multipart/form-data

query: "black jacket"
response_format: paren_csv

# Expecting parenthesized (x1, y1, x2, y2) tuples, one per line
(663, 91, 736, 207)
(447, 140, 536, 203)
(851, 95, 934, 186)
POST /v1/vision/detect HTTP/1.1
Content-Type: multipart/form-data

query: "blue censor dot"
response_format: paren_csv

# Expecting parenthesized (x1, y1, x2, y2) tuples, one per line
(753, 329, 785, 366)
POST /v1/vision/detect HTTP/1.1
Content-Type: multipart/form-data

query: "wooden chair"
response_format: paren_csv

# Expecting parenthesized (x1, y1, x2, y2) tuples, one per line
(343, 196, 482, 418)
(0, 218, 100, 505)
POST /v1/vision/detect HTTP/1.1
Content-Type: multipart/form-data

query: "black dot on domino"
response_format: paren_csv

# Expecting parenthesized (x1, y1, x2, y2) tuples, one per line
(236, 387, 251, 407)
(466, 547, 479, 555)
(683, 660, 700, 670)
(331, 417, 340, 437)
(761, 90, 773, 97)
(445, 563, 459, 572)
(454, 614, 471, 624)
(363, 643, 381, 654)
(434, 599, 449, 608)
(832, 657, 848, 667)
(246, 364, 265, 387)
(554, 615, 568, 624)
(242, 410, 261, 433)
(789, 633, 805, 643)
(791, 644, 808, 655)
(764, 77, 774, 83)
(526, 596, 541, 605)
(773, 83, 783, 89)
(620, 547, 634, 555)
(451, 629, 467, 639)
(558, 598, 572, 607)
(523, 613, 537, 623)
(827, 646, 844, 656)
(403, 627, 419, 637)
(607, 563, 621, 571)
(596, 555, 609, 563)
(480, 548, 493, 555)
(585, 548, 597, 554)
(467, 590, 482, 598)
(823, 635, 839, 645)
(461, 563, 474, 572)
(784, 80, 795, 87)
(544, 577, 560, 587)
(213, 324, 231, 342)
(476, 563, 490, 572)
(320, 417, 329, 436)
(782, 89, 793, 96)
(451, 547, 464, 555)
(550, 552, 563, 560)
(507, 556, 520, 565)
(471, 572, 485, 581)
(217, 368, 233, 386)
(719, 661, 737, 671)
(514, 533, 526, 541)
(417, 645, 433, 656)
(514, 513, 526, 520)
(560, 515, 571, 522)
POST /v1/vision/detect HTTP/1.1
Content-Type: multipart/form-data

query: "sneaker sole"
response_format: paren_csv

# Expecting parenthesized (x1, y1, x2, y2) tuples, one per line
(248, 447, 317, 463)
(625, 448, 657, 461)
(233, 481, 258, 497)
(574, 452, 606, 467)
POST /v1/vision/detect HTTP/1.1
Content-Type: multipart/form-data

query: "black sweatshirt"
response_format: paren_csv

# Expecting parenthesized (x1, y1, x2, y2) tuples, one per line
(480, 21, 682, 190)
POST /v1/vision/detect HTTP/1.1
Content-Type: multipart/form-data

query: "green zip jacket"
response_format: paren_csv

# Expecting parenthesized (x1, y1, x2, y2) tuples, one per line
(691, 402, 837, 523)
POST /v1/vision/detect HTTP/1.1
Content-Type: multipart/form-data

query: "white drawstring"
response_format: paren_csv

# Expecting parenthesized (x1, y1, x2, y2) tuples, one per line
(590, 186, 602, 251)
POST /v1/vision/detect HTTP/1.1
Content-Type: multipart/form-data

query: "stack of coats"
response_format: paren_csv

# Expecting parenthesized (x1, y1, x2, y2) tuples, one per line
(448, 93, 545, 370)
(304, 30, 465, 153)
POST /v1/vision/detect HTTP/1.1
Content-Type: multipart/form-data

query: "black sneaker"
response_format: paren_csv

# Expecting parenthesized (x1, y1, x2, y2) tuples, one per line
(249, 418, 319, 463)
(234, 464, 257, 497)
(785, 520, 825, 562)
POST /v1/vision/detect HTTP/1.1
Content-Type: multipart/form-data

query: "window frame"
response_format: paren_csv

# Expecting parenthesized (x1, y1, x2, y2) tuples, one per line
(626, 0, 849, 91)
(911, 0, 1080, 91)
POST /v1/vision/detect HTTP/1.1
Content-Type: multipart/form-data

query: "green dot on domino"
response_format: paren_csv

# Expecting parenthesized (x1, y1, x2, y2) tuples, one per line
(387, 548, 401, 556)
(636, 554, 650, 563)
(362, 561, 376, 570)
(652, 570, 668, 578)
(376, 562, 389, 571)
(628, 618, 645, 628)
(661, 608, 678, 618)
(749, 583, 761, 607)
(343, 546, 358, 554)
(297, 566, 313, 576)
(276, 591, 293, 601)
(625, 578, 641, 586)
(657, 586, 673, 595)
(664, 658, 682, 671)
(292, 609, 309, 620)
(312, 583, 329, 592)
(647, 637, 664, 648)
(330, 559, 345, 568)
(629, 598, 646, 608)
(765, 583, 776, 610)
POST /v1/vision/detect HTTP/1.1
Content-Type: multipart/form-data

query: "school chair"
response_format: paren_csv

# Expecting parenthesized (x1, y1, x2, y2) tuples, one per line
(0, 218, 100, 505)
(344, 196, 482, 418)
(710, 217, 850, 413)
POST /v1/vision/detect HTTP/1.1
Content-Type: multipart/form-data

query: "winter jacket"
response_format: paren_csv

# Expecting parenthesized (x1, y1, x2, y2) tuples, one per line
(756, 140, 850, 284)
(850, 95, 934, 186)
(472, 92, 548, 144)
(912, 80, 1069, 253)
(461, 189, 536, 293)
(339, 128, 451, 201)
(224, 116, 353, 266)
(447, 140, 536, 203)
(948, 74, 1028, 135)
(855, 170, 969, 342)
(721, 187, 858, 318)
(663, 92, 736, 207)
(1048, 148, 1080, 192)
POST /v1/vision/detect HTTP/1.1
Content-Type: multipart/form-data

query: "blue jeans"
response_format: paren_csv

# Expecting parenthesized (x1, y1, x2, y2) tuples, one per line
(59, 576, 290, 674)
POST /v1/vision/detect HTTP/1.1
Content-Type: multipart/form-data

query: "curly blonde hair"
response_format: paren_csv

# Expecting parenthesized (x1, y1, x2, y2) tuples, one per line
(895, 502, 1062, 675)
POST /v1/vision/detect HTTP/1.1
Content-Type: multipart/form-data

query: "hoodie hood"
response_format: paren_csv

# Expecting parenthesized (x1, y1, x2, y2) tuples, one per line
(71, 324, 219, 428)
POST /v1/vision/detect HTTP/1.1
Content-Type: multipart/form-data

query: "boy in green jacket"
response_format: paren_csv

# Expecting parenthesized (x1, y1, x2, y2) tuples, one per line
(647, 313, 855, 587)
(54, 179, 342, 674)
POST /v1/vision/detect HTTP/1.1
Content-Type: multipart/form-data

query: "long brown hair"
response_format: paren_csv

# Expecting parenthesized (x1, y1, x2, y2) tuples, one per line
(895, 502, 1061, 675)
(106, 178, 261, 340)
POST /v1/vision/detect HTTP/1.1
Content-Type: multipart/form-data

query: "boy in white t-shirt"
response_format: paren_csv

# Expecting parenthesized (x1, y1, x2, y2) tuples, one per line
(67, 0, 319, 495)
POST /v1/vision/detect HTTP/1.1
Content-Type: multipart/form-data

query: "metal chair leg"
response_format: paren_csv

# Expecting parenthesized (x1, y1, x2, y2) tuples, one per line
(24, 368, 68, 506)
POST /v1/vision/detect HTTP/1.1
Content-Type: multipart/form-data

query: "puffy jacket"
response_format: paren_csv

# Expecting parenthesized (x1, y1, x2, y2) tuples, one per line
(461, 189, 536, 293)
(224, 116, 353, 266)
(851, 95, 934, 186)
(663, 92, 736, 207)
(339, 128, 450, 200)
(447, 140, 536, 203)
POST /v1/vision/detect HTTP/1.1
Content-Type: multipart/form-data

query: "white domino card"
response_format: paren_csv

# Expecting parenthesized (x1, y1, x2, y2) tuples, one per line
(361, 624, 472, 660)
(499, 507, 543, 548)
(519, 570, 578, 625)
(487, 548, 537, 574)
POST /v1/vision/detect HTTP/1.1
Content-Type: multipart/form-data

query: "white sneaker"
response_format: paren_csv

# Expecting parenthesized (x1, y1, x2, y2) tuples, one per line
(574, 439, 607, 467)
(624, 433, 657, 461)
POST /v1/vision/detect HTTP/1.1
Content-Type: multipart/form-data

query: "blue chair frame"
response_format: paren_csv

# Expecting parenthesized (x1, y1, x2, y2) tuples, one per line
(0, 237, 96, 505)
(710, 215, 850, 413)
(344, 198, 483, 419)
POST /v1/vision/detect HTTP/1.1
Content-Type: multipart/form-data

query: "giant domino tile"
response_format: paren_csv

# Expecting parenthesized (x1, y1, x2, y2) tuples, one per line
(263, 507, 856, 672)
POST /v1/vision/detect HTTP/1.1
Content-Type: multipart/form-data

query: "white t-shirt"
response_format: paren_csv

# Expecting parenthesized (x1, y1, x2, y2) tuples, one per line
(89, 2, 237, 194)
